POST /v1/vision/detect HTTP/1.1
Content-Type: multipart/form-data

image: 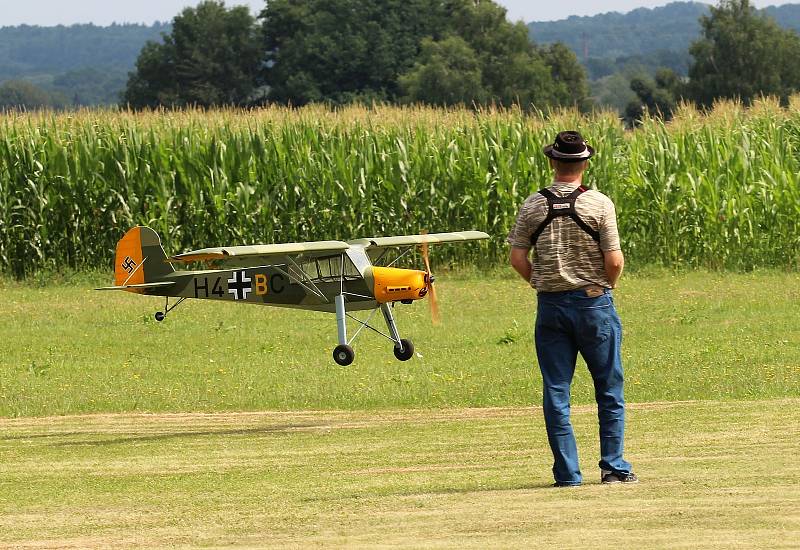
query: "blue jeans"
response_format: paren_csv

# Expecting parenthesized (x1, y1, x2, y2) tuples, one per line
(535, 288, 631, 485)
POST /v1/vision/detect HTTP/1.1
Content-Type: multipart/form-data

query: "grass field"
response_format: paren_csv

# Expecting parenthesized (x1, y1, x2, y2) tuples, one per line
(1, 271, 799, 417)
(2, 271, 799, 547)
(1, 399, 798, 548)
(4, 101, 800, 547)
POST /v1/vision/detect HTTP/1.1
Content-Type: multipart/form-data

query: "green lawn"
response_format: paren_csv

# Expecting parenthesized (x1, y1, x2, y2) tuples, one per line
(1, 399, 798, 548)
(2, 272, 799, 547)
(1, 271, 799, 416)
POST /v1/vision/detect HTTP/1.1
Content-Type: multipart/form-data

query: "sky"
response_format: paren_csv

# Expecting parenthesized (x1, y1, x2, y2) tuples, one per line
(0, 0, 790, 26)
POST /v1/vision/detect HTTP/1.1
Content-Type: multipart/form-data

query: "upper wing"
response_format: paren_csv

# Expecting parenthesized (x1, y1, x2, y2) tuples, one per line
(349, 231, 490, 250)
(168, 240, 351, 264)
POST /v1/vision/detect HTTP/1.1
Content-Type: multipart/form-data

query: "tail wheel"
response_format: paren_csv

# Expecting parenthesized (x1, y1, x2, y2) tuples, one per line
(393, 339, 414, 361)
(154, 311, 166, 322)
(333, 344, 355, 366)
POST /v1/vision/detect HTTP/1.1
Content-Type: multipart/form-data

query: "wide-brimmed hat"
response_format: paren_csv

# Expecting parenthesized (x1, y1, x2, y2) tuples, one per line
(543, 131, 595, 162)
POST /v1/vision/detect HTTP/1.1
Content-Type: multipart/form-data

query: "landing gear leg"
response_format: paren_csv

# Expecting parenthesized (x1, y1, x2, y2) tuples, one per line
(333, 294, 354, 366)
(381, 303, 414, 361)
(155, 296, 186, 322)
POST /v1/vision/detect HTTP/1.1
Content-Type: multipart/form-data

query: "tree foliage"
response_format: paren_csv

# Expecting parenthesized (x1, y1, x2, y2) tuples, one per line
(541, 43, 591, 110)
(441, 0, 557, 107)
(688, 0, 800, 106)
(0, 80, 66, 110)
(261, 0, 446, 105)
(398, 36, 485, 106)
(123, 1, 262, 108)
(625, 69, 684, 124)
(262, 0, 588, 109)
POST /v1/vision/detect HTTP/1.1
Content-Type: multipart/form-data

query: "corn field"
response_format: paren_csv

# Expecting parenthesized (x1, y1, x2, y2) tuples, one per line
(1, 100, 799, 278)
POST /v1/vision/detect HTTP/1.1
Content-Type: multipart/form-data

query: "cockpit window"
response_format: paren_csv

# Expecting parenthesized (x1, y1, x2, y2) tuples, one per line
(288, 255, 360, 283)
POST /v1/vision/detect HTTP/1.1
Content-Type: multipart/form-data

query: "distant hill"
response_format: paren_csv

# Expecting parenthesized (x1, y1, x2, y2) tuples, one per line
(529, 2, 800, 79)
(5, 3, 800, 109)
(0, 23, 170, 106)
(529, 2, 706, 62)
(528, 1, 800, 111)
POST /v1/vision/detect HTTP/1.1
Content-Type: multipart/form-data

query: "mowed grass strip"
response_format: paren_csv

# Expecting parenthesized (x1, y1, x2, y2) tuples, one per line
(1, 271, 799, 416)
(0, 399, 798, 548)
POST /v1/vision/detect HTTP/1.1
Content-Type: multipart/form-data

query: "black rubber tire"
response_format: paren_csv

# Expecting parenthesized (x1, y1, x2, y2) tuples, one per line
(393, 339, 414, 361)
(154, 311, 166, 322)
(333, 344, 355, 366)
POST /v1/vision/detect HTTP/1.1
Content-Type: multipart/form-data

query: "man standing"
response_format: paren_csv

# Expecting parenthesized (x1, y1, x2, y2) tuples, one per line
(507, 131, 637, 487)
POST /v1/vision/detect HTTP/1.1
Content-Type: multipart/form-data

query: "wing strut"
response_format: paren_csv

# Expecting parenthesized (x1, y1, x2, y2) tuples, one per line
(274, 256, 328, 302)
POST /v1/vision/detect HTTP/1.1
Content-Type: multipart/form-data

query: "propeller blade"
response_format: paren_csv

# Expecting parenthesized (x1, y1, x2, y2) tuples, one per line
(421, 232, 440, 325)
(428, 277, 440, 325)
(422, 240, 431, 273)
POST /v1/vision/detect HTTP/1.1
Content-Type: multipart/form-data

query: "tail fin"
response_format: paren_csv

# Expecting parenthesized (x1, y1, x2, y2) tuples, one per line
(114, 226, 175, 291)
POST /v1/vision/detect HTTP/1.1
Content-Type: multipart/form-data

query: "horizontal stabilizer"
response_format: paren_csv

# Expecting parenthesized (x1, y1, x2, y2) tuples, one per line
(95, 281, 176, 291)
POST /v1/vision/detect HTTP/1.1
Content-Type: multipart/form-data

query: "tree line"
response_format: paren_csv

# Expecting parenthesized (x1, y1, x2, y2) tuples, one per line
(122, 0, 588, 110)
(2, 0, 797, 118)
(120, 0, 800, 120)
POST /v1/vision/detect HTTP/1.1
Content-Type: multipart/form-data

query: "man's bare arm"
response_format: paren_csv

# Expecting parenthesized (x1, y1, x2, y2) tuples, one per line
(604, 249, 624, 288)
(510, 247, 532, 283)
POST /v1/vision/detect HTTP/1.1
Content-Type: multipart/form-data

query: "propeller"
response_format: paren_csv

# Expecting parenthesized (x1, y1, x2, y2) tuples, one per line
(420, 232, 441, 325)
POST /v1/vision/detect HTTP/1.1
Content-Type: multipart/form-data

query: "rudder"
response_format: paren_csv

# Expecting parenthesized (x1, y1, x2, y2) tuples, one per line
(114, 227, 175, 291)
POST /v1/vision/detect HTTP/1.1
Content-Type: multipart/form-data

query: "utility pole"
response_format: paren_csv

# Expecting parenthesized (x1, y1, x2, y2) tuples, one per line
(582, 32, 589, 62)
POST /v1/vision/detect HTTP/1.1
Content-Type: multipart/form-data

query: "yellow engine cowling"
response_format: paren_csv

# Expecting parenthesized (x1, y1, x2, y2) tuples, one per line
(371, 267, 428, 304)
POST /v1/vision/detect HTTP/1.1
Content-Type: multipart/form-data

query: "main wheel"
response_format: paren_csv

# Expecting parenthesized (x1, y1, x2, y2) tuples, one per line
(333, 344, 355, 366)
(154, 311, 166, 322)
(393, 339, 414, 361)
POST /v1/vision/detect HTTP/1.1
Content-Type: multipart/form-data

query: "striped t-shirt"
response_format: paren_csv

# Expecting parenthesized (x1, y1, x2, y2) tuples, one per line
(507, 181, 621, 292)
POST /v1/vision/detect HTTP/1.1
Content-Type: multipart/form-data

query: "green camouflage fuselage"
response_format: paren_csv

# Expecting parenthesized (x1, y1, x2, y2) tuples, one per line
(146, 265, 377, 313)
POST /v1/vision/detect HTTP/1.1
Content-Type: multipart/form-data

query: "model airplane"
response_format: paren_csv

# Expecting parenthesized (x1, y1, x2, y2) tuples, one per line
(97, 227, 489, 365)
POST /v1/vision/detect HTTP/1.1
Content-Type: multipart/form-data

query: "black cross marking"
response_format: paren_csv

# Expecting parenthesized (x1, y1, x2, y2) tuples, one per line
(122, 256, 137, 274)
(227, 271, 252, 300)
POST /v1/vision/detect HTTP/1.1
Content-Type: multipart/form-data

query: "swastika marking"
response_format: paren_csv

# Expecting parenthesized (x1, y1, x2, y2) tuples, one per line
(121, 256, 137, 274)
